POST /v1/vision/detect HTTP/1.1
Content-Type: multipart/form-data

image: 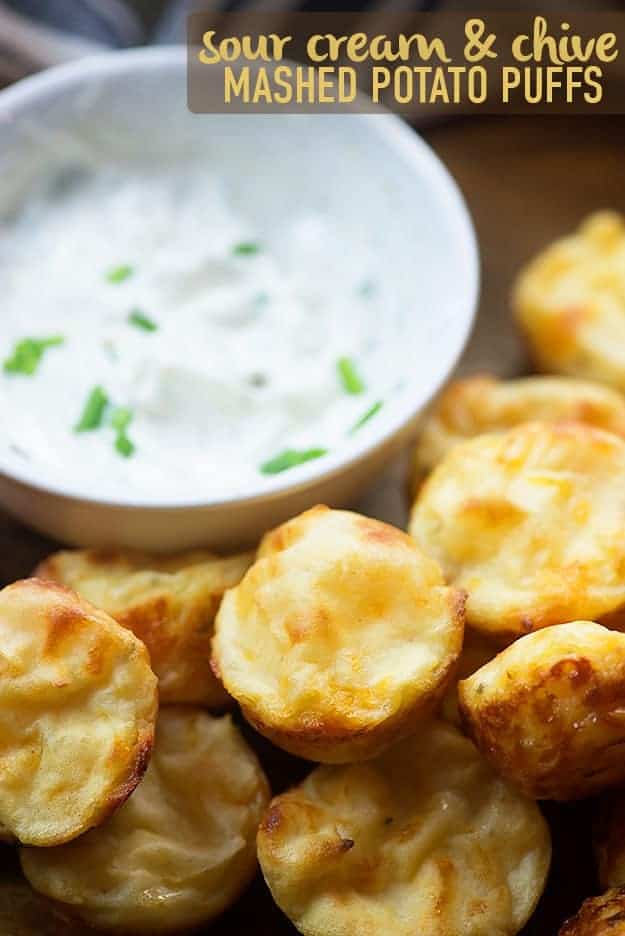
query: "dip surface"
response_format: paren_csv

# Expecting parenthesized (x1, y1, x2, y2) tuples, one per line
(0, 166, 395, 502)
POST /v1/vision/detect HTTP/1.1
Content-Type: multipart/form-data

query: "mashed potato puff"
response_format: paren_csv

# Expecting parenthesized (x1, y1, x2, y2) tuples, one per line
(35, 548, 253, 707)
(559, 888, 625, 936)
(410, 373, 625, 494)
(514, 212, 625, 391)
(0, 876, 90, 935)
(213, 506, 464, 763)
(440, 629, 500, 727)
(0, 578, 157, 846)
(21, 707, 270, 934)
(459, 621, 625, 800)
(595, 789, 625, 889)
(410, 421, 625, 639)
(258, 720, 550, 936)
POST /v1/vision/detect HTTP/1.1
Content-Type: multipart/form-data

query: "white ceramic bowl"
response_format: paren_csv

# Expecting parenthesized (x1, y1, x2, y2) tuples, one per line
(0, 47, 478, 552)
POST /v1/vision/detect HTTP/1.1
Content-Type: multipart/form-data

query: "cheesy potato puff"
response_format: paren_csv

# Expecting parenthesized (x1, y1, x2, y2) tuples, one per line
(514, 212, 625, 391)
(559, 888, 625, 936)
(0, 876, 90, 935)
(439, 629, 500, 727)
(459, 621, 625, 800)
(410, 421, 625, 639)
(21, 708, 270, 934)
(595, 790, 625, 889)
(257, 720, 551, 936)
(35, 548, 253, 707)
(213, 506, 464, 763)
(0, 578, 157, 846)
(410, 374, 625, 495)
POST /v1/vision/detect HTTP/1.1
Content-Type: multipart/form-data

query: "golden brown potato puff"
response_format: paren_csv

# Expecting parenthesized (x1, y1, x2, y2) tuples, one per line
(514, 212, 625, 392)
(410, 421, 625, 640)
(559, 888, 625, 935)
(258, 720, 550, 936)
(410, 373, 625, 496)
(213, 505, 464, 763)
(35, 548, 253, 707)
(459, 621, 625, 800)
(0, 578, 157, 846)
(21, 707, 270, 934)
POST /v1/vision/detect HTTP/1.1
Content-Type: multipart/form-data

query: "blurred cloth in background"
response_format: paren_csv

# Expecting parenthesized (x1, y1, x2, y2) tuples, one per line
(0, 0, 618, 84)
(0, 0, 141, 81)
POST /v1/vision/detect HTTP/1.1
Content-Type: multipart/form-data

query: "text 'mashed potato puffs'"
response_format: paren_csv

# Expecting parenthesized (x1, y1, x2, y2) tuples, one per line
(559, 888, 625, 936)
(410, 421, 625, 639)
(0, 578, 157, 846)
(459, 621, 625, 800)
(410, 373, 625, 494)
(21, 708, 270, 933)
(595, 789, 625, 889)
(514, 212, 625, 392)
(258, 720, 551, 936)
(35, 548, 253, 707)
(213, 506, 464, 763)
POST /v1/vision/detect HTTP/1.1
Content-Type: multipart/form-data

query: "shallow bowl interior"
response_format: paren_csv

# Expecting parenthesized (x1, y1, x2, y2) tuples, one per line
(0, 47, 478, 547)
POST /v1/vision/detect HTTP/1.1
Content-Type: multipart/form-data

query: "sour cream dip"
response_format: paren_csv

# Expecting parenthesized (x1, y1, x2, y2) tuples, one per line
(0, 165, 398, 502)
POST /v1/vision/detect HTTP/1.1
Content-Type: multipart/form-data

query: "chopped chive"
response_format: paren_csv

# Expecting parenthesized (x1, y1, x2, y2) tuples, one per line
(233, 242, 261, 256)
(350, 400, 383, 434)
(260, 448, 327, 475)
(115, 434, 135, 457)
(110, 407, 133, 433)
(3, 336, 64, 376)
(106, 264, 134, 284)
(128, 309, 158, 332)
(74, 393, 136, 455)
(337, 356, 366, 395)
(75, 386, 109, 432)
(111, 407, 135, 457)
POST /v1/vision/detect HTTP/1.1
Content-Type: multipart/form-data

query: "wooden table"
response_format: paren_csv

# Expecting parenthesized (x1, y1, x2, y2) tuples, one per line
(3, 113, 625, 934)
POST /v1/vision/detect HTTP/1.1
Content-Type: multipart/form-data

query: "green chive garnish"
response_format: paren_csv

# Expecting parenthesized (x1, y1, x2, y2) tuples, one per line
(111, 407, 135, 458)
(75, 386, 109, 432)
(128, 310, 158, 332)
(233, 242, 260, 256)
(350, 400, 383, 434)
(260, 448, 327, 475)
(106, 264, 134, 284)
(111, 407, 133, 433)
(115, 434, 135, 458)
(337, 356, 366, 395)
(3, 336, 64, 376)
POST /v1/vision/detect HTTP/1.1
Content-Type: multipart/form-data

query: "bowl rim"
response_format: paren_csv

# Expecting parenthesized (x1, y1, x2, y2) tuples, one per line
(0, 44, 479, 511)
